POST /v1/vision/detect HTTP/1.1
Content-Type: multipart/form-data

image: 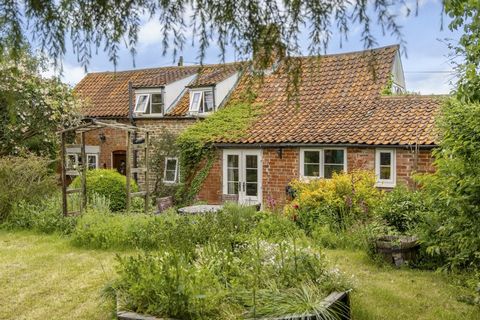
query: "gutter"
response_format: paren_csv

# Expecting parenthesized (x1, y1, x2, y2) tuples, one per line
(213, 142, 438, 150)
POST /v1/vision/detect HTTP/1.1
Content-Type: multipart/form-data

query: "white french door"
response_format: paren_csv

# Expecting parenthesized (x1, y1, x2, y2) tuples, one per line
(222, 149, 262, 205)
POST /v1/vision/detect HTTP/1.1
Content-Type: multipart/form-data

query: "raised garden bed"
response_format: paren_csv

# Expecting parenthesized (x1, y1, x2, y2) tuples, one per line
(376, 235, 419, 267)
(117, 291, 351, 320)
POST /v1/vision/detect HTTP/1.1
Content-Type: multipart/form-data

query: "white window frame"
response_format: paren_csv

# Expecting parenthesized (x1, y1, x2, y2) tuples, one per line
(189, 91, 202, 112)
(189, 89, 215, 114)
(66, 153, 79, 170)
(163, 157, 179, 184)
(134, 94, 150, 113)
(299, 148, 347, 179)
(86, 154, 98, 170)
(375, 149, 396, 188)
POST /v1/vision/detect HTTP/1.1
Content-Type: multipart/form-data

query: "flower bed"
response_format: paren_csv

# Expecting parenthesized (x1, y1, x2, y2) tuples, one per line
(106, 205, 352, 319)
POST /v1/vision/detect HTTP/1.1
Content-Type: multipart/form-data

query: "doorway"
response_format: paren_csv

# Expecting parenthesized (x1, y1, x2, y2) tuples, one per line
(222, 149, 262, 205)
(112, 150, 126, 175)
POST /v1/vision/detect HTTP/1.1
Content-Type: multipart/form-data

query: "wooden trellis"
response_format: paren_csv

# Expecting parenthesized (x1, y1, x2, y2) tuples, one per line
(58, 119, 152, 216)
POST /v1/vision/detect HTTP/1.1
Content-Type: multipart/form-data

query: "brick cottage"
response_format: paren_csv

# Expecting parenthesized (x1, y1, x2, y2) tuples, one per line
(74, 45, 443, 208)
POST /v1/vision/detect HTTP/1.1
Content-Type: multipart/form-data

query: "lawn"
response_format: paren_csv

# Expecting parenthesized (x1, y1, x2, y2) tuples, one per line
(0, 230, 477, 320)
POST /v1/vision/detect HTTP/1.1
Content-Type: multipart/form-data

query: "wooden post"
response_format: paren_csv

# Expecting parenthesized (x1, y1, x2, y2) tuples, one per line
(80, 132, 87, 212)
(61, 132, 68, 216)
(126, 130, 132, 211)
(144, 131, 150, 213)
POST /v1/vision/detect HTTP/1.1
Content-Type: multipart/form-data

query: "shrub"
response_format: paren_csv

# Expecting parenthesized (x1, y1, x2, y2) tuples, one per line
(286, 170, 383, 233)
(0, 155, 56, 221)
(111, 238, 350, 319)
(71, 169, 138, 212)
(375, 186, 425, 234)
(3, 195, 77, 234)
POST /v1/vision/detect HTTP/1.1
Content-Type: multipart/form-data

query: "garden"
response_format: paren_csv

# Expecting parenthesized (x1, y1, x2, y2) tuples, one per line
(1, 156, 480, 319)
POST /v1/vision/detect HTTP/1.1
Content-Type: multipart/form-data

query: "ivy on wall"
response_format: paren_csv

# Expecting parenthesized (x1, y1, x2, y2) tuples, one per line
(176, 100, 262, 204)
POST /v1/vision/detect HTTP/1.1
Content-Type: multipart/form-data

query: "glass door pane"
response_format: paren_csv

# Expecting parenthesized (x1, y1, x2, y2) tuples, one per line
(245, 155, 258, 196)
(227, 154, 239, 194)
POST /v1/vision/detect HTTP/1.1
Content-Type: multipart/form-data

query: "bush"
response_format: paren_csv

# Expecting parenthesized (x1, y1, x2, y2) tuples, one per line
(0, 156, 56, 221)
(71, 169, 138, 212)
(3, 195, 77, 234)
(376, 186, 425, 234)
(286, 170, 383, 233)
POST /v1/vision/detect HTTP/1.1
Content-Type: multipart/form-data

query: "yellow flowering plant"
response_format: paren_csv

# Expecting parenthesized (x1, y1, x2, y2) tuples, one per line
(285, 170, 383, 232)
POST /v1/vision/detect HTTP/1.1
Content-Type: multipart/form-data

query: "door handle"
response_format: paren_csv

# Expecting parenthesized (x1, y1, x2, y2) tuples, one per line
(243, 182, 246, 192)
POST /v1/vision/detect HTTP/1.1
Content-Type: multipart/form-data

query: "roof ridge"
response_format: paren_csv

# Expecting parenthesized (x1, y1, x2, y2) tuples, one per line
(379, 94, 449, 99)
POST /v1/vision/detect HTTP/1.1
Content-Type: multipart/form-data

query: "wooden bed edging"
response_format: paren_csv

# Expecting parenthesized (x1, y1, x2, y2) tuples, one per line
(117, 291, 351, 320)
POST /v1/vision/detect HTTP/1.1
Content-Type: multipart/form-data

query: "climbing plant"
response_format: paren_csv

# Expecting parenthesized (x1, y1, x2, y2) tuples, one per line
(176, 96, 263, 204)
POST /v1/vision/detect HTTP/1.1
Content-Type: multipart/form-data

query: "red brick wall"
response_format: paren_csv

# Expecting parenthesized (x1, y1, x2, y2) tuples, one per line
(196, 146, 435, 207)
(196, 151, 223, 204)
(262, 148, 299, 208)
(82, 119, 130, 169)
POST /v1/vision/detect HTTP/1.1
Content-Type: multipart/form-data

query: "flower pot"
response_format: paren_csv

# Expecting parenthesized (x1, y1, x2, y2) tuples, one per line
(375, 235, 419, 267)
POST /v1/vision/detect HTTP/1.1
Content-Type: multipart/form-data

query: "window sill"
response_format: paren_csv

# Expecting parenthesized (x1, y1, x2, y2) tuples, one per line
(375, 181, 396, 188)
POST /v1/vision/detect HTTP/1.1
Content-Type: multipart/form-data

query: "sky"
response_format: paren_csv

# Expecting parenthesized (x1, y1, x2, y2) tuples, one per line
(46, 0, 461, 95)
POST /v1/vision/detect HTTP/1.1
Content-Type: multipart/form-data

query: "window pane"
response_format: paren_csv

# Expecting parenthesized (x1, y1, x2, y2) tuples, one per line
(304, 151, 320, 164)
(151, 94, 163, 113)
(190, 92, 201, 111)
(151, 93, 162, 104)
(246, 155, 257, 168)
(228, 182, 239, 195)
(380, 152, 391, 166)
(304, 163, 320, 177)
(204, 91, 214, 112)
(166, 159, 177, 171)
(324, 164, 344, 179)
(227, 155, 239, 168)
(324, 149, 344, 164)
(87, 155, 97, 169)
(380, 166, 391, 180)
(227, 168, 239, 182)
(165, 170, 176, 182)
(246, 168, 257, 183)
(135, 95, 149, 112)
(246, 183, 258, 196)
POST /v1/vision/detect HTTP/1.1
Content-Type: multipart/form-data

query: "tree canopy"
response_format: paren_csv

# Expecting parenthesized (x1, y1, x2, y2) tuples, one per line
(1, 0, 413, 71)
(0, 50, 81, 157)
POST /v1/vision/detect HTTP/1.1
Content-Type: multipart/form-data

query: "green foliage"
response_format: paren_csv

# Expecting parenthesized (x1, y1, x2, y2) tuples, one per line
(376, 186, 425, 234)
(0, 155, 56, 221)
(416, 98, 480, 270)
(71, 169, 138, 212)
(108, 207, 350, 319)
(1, 0, 406, 70)
(0, 50, 80, 158)
(149, 130, 181, 199)
(286, 170, 383, 233)
(3, 195, 77, 234)
(176, 102, 261, 204)
(444, 1, 480, 103)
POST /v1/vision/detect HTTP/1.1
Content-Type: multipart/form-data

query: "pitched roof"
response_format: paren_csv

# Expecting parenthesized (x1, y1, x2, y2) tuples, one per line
(214, 45, 444, 146)
(75, 66, 196, 117)
(187, 63, 241, 88)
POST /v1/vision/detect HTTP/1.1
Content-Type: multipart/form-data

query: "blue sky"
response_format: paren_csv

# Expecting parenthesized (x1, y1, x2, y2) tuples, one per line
(48, 0, 461, 94)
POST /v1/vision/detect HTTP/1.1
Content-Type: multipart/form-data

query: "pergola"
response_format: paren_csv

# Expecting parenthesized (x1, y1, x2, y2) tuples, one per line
(58, 119, 152, 216)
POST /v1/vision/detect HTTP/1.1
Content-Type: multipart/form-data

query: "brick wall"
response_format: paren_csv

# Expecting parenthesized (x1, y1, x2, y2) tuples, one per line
(196, 151, 223, 204)
(80, 118, 196, 189)
(262, 148, 299, 208)
(196, 146, 435, 208)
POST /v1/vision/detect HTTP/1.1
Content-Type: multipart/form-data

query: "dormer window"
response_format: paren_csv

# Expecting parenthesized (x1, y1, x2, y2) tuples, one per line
(134, 92, 164, 115)
(189, 90, 214, 114)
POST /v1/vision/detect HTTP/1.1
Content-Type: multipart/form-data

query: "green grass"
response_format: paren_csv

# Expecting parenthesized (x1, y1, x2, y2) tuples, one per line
(0, 231, 477, 319)
(325, 249, 478, 320)
(0, 230, 117, 320)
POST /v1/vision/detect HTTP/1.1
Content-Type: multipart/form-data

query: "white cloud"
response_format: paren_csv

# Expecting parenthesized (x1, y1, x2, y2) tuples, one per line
(42, 63, 87, 86)
(138, 19, 163, 48)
